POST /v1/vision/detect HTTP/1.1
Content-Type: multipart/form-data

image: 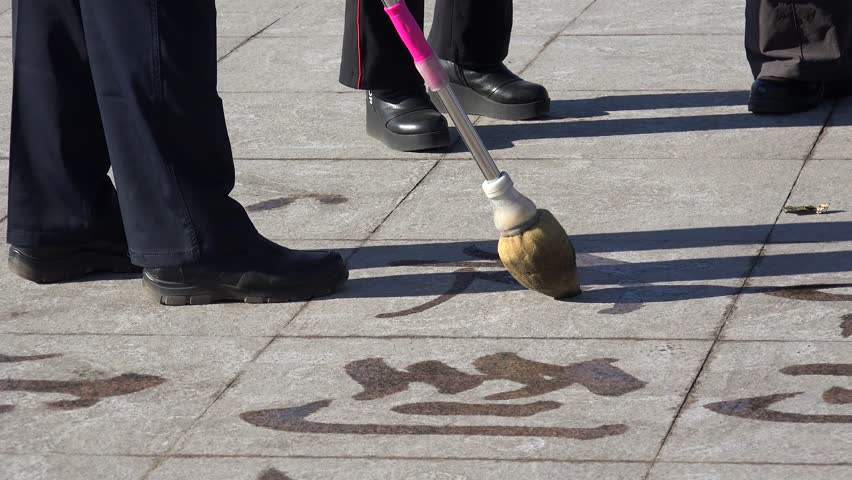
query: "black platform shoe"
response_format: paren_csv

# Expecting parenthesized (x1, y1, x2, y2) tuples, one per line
(430, 60, 550, 120)
(366, 88, 450, 152)
(748, 79, 824, 114)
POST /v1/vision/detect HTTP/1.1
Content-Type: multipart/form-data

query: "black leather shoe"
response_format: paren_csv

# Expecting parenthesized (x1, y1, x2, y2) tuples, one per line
(366, 88, 450, 152)
(431, 60, 550, 120)
(142, 238, 348, 306)
(748, 79, 824, 114)
(9, 240, 139, 284)
(825, 81, 852, 99)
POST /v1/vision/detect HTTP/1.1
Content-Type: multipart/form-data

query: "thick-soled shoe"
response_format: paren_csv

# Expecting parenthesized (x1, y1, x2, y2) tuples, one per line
(366, 88, 450, 152)
(431, 60, 550, 120)
(9, 240, 140, 284)
(748, 79, 824, 114)
(825, 81, 852, 99)
(142, 238, 348, 306)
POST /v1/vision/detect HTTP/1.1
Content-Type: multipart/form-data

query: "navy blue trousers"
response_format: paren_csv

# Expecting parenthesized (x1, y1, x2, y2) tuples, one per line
(7, 0, 257, 267)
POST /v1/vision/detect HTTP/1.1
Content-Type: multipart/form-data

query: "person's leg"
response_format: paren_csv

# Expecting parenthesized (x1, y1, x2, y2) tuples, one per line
(76, 0, 346, 304)
(429, 0, 549, 120)
(745, 1, 852, 113)
(339, 0, 448, 152)
(6, 0, 136, 283)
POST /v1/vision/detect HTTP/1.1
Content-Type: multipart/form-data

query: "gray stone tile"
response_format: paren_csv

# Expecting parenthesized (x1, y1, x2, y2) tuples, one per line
(0, 161, 7, 220)
(525, 36, 752, 91)
(259, 0, 346, 37)
(0, 9, 11, 37)
(217, 12, 281, 37)
(648, 463, 852, 480)
(811, 98, 852, 160)
(513, 0, 596, 36)
(150, 457, 648, 480)
(175, 337, 709, 461)
(232, 159, 435, 240)
(0, 454, 154, 480)
(216, 0, 301, 14)
(218, 36, 346, 93)
(660, 341, 852, 464)
(287, 240, 757, 339)
(218, 36, 248, 60)
(221, 92, 446, 159)
(0, 38, 11, 158)
(455, 90, 830, 160)
(721, 241, 852, 342)
(566, 0, 744, 35)
(0, 335, 267, 454)
(374, 159, 799, 240)
(0, 240, 354, 336)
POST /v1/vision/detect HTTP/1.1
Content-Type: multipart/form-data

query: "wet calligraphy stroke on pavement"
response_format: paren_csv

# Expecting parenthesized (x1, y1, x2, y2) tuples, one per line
(376, 245, 668, 318)
(763, 283, 852, 338)
(241, 353, 645, 439)
(0, 352, 166, 413)
(246, 193, 348, 212)
(258, 469, 294, 480)
(705, 363, 852, 423)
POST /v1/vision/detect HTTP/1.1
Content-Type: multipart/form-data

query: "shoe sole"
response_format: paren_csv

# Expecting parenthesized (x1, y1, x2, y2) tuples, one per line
(430, 83, 550, 120)
(366, 108, 450, 152)
(8, 247, 141, 284)
(142, 268, 350, 306)
(748, 97, 821, 114)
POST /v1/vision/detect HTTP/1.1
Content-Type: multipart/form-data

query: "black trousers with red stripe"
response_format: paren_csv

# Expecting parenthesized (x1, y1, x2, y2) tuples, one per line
(340, 0, 513, 90)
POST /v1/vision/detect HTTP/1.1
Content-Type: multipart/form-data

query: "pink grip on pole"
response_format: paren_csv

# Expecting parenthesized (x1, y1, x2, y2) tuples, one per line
(384, 1, 433, 62)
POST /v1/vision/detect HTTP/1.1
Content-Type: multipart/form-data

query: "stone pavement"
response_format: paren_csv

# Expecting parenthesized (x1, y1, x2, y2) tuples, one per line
(1, 0, 851, 478)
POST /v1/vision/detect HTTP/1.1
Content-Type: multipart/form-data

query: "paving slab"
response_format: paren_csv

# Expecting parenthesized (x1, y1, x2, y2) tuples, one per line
(648, 463, 852, 480)
(0, 38, 10, 157)
(286, 240, 757, 339)
(659, 341, 852, 464)
(218, 35, 547, 93)
(174, 337, 709, 461)
(0, 240, 356, 336)
(149, 457, 648, 480)
(566, 0, 744, 35)
(454, 90, 830, 160)
(512, 0, 596, 36)
(0, 454, 154, 480)
(221, 92, 446, 159)
(771, 159, 852, 242)
(374, 159, 799, 241)
(525, 35, 752, 91)
(216, 0, 301, 14)
(811, 98, 852, 160)
(217, 12, 282, 37)
(0, 9, 11, 37)
(219, 37, 250, 60)
(218, 36, 348, 93)
(0, 334, 267, 455)
(721, 241, 852, 342)
(232, 159, 435, 240)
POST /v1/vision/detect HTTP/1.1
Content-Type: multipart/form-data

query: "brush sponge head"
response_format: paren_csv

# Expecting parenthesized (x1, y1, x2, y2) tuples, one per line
(498, 209, 581, 299)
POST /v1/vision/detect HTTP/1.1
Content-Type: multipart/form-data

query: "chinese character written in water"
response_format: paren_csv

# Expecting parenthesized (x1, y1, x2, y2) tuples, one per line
(376, 245, 656, 318)
(0, 352, 166, 414)
(241, 353, 647, 439)
(705, 363, 852, 423)
(763, 284, 852, 338)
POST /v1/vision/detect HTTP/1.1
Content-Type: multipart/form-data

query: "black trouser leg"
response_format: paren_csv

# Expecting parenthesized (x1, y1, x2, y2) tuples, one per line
(77, 0, 258, 267)
(746, 0, 852, 82)
(339, 0, 513, 90)
(7, 0, 124, 247)
(429, 0, 513, 66)
(340, 0, 425, 90)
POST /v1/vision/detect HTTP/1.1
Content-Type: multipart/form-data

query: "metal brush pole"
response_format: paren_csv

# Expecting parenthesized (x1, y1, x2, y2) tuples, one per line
(380, 0, 502, 181)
